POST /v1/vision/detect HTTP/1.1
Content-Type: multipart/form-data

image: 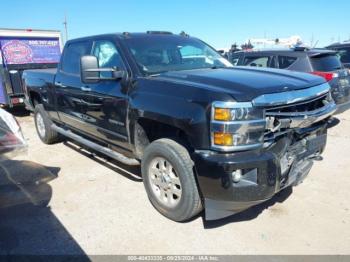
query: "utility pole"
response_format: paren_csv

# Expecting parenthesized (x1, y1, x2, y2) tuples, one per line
(63, 14, 68, 43)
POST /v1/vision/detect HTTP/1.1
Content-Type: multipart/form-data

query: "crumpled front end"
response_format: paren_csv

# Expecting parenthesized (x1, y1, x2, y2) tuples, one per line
(194, 83, 336, 220)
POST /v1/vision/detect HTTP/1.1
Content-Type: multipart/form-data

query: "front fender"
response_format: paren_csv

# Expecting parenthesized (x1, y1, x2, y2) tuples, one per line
(127, 77, 235, 151)
(129, 91, 209, 150)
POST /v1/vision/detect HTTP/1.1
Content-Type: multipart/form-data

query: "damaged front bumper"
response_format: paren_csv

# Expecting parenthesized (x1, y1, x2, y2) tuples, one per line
(193, 123, 328, 221)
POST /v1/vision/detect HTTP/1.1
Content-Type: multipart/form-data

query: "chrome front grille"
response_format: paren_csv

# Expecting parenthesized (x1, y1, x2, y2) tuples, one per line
(255, 84, 337, 139)
(265, 93, 330, 116)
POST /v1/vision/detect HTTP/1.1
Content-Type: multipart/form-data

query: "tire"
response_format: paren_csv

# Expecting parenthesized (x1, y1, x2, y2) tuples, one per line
(142, 138, 203, 222)
(34, 104, 61, 144)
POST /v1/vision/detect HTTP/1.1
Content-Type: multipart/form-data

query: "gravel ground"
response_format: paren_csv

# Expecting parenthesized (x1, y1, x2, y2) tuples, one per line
(0, 109, 349, 256)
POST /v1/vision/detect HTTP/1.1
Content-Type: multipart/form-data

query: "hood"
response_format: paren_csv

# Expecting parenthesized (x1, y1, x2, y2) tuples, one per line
(157, 66, 326, 101)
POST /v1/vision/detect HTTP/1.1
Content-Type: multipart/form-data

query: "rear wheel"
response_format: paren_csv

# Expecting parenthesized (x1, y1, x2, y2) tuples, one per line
(142, 138, 202, 222)
(34, 104, 61, 144)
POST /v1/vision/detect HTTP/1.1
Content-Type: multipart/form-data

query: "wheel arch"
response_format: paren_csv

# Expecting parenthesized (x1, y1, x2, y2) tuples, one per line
(29, 90, 43, 107)
(131, 116, 195, 160)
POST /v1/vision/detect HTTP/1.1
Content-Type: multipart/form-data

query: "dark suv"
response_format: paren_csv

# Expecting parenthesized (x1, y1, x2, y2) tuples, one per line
(229, 48, 350, 113)
(326, 41, 350, 69)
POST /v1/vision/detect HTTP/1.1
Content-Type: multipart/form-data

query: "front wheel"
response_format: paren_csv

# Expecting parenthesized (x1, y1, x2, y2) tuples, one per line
(142, 138, 203, 222)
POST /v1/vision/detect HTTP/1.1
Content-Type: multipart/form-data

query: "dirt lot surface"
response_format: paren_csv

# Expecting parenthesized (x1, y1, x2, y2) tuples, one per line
(0, 110, 349, 255)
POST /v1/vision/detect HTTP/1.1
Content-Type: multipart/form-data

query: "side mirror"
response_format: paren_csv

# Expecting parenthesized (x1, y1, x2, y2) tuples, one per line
(80, 55, 125, 84)
(112, 70, 125, 79)
(80, 55, 100, 84)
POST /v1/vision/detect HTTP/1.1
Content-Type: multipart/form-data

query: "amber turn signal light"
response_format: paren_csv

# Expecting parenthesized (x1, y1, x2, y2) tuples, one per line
(214, 108, 231, 121)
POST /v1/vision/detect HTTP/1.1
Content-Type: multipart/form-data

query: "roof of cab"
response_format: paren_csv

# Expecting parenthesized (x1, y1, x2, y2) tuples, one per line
(65, 31, 188, 44)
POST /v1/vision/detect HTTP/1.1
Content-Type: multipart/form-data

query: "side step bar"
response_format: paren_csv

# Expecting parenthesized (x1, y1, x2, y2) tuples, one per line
(51, 124, 140, 166)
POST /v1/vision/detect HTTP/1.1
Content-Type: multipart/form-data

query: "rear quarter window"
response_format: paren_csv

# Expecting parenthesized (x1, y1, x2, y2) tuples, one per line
(229, 53, 242, 66)
(278, 56, 297, 69)
(310, 54, 342, 71)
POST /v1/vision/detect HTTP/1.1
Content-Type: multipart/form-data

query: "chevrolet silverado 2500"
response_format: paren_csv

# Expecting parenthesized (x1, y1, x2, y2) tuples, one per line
(22, 32, 336, 221)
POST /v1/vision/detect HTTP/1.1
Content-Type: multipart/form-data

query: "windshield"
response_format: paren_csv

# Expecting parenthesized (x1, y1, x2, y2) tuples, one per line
(123, 35, 233, 75)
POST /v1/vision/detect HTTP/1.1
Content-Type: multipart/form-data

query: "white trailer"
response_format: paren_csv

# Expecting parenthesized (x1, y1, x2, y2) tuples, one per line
(0, 28, 62, 107)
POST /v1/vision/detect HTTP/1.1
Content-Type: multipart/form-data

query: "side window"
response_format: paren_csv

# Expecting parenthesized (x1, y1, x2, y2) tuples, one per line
(244, 56, 269, 67)
(93, 40, 124, 69)
(61, 41, 91, 74)
(278, 56, 297, 69)
(270, 56, 278, 68)
(229, 53, 242, 66)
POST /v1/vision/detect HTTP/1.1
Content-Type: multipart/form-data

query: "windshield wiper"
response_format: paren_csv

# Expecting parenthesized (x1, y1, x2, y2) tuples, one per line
(149, 73, 161, 77)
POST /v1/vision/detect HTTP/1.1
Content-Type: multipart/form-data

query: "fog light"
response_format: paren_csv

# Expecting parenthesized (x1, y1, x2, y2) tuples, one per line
(232, 169, 242, 183)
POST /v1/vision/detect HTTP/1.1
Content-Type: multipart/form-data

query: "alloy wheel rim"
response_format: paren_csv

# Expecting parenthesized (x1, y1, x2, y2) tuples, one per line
(36, 113, 46, 138)
(148, 157, 182, 208)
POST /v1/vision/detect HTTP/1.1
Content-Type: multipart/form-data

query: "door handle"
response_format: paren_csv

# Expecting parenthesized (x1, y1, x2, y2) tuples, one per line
(55, 81, 66, 88)
(80, 86, 92, 92)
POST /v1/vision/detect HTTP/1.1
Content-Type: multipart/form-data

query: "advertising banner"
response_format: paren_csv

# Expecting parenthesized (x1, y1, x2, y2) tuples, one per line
(0, 37, 61, 65)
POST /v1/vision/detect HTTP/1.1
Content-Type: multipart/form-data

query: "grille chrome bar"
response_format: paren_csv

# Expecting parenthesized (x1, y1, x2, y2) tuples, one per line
(253, 83, 331, 107)
(265, 100, 336, 130)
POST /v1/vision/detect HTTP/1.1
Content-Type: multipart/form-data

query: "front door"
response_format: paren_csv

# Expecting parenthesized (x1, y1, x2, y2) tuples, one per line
(80, 39, 131, 150)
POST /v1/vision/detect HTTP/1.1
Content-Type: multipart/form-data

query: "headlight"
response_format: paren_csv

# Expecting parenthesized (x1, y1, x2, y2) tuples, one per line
(214, 102, 264, 121)
(211, 101, 266, 151)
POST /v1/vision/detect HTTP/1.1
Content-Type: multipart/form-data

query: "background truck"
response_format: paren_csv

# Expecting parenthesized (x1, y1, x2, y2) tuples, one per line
(0, 28, 62, 108)
(23, 32, 336, 221)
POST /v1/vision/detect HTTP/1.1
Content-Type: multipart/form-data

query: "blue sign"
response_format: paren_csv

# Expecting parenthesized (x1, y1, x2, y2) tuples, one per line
(0, 37, 61, 65)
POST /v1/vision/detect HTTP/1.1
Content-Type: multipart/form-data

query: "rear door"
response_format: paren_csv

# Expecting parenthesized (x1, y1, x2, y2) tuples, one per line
(81, 39, 131, 150)
(54, 40, 93, 130)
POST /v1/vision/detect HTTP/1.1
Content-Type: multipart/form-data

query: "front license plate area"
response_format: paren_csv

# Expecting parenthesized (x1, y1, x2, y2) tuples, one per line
(306, 134, 327, 153)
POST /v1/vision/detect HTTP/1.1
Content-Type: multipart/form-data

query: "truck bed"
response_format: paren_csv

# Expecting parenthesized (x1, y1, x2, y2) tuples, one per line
(23, 68, 57, 84)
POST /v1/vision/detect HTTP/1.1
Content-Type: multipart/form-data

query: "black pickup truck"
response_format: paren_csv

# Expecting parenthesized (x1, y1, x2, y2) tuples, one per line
(22, 32, 336, 221)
